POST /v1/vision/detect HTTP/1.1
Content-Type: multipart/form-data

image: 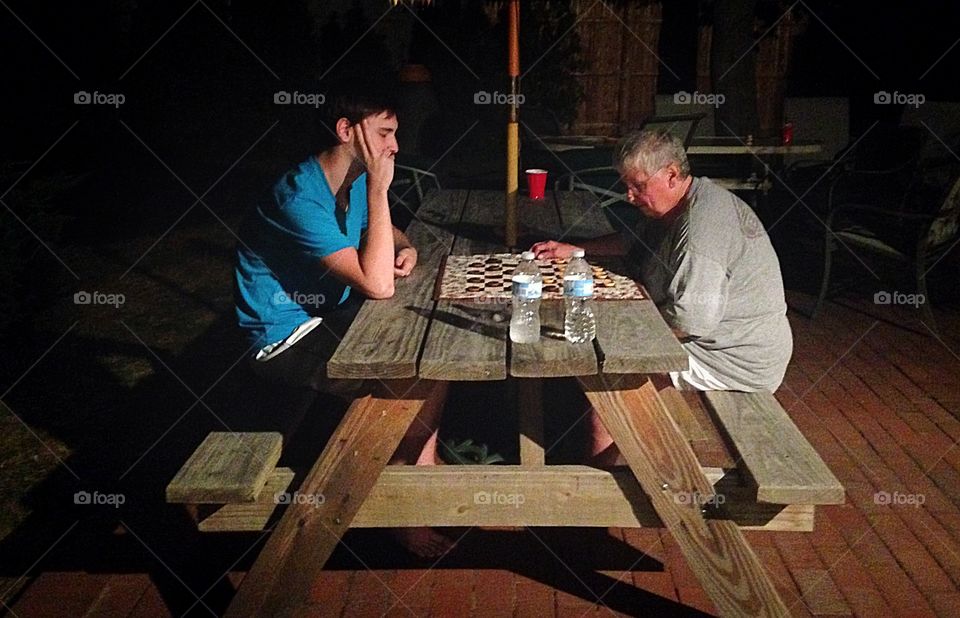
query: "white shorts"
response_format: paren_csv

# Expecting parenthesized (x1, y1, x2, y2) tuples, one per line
(669, 354, 736, 391)
(254, 317, 325, 362)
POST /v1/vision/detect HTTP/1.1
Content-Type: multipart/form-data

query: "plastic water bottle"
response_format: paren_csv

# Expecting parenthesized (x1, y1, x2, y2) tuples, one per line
(563, 249, 596, 343)
(510, 251, 542, 344)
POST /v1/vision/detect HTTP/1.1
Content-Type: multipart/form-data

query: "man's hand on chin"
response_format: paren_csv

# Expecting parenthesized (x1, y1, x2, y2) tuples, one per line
(394, 247, 417, 277)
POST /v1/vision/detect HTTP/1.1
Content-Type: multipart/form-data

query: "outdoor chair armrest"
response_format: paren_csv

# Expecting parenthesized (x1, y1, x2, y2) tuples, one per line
(555, 166, 620, 192)
(783, 159, 834, 176)
(564, 166, 619, 177)
(834, 204, 934, 221)
(395, 164, 440, 183)
(827, 202, 935, 229)
(827, 166, 917, 212)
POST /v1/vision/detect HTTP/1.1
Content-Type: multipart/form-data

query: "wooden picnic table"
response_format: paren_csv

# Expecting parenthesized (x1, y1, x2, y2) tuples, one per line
(215, 190, 843, 617)
(539, 135, 823, 156)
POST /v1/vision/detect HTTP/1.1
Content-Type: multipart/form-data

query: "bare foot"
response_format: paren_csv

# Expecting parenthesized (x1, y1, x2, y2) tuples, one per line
(392, 528, 456, 559)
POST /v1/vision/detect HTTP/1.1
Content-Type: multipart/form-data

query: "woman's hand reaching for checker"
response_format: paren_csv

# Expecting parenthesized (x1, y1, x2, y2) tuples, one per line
(530, 240, 582, 260)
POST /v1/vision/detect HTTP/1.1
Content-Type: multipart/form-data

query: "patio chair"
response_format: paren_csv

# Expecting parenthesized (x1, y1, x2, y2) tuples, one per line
(813, 165, 960, 334)
(554, 113, 706, 203)
(389, 157, 441, 206)
(637, 113, 705, 149)
(520, 106, 563, 142)
(391, 164, 440, 203)
(778, 125, 928, 216)
(389, 159, 441, 230)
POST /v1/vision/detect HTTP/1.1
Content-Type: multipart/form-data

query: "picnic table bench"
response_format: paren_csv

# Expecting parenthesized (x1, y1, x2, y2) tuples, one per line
(167, 189, 844, 616)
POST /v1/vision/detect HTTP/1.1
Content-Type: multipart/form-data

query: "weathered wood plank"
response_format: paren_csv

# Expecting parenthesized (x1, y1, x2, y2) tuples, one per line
(579, 376, 716, 500)
(351, 466, 809, 531)
(553, 190, 616, 240)
(195, 466, 811, 533)
(410, 188, 468, 241)
(326, 191, 466, 379)
(166, 432, 282, 504)
(198, 467, 296, 532)
(519, 192, 566, 242)
(681, 389, 739, 469)
(510, 302, 599, 377)
(224, 380, 446, 617)
(518, 379, 545, 465)
(579, 375, 790, 617)
(429, 190, 602, 380)
(453, 190, 513, 254)
(454, 189, 566, 249)
(420, 191, 510, 380)
(594, 300, 689, 374)
(419, 301, 509, 380)
(659, 385, 708, 442)
(704, 391, 846, 505)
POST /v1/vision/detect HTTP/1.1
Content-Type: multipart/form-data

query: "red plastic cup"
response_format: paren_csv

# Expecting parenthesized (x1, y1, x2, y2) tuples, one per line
(526, 169, 548, 200)
(782, 122, 794, 146)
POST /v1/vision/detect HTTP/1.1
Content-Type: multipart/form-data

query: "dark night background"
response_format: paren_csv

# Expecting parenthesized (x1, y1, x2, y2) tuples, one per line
(3, 0, 960, 216)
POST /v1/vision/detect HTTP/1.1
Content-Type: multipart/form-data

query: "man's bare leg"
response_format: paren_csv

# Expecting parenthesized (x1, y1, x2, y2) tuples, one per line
(389, 382, 456, 558)
(584, 374, 675, 466)
(584, 407, 625, 467)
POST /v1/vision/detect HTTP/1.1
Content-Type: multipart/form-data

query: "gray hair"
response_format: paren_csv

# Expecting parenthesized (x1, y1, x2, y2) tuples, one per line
(614, 130, 691, 177)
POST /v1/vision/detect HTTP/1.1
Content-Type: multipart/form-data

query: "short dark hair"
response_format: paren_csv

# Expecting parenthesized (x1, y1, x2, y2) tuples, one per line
(325, 81, 396, 124)
(316, 80, 397, 149)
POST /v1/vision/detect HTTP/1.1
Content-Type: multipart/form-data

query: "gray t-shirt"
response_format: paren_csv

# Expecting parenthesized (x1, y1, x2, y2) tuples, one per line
(634, 177, 793, 391)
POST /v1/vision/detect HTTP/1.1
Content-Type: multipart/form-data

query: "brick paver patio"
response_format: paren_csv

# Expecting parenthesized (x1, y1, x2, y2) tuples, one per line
(4, 291, 960, 617)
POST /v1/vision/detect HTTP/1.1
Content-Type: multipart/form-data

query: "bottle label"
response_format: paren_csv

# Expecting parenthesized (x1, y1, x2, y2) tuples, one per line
(563, 278, 593, 298)
(512, 278, 543, 299)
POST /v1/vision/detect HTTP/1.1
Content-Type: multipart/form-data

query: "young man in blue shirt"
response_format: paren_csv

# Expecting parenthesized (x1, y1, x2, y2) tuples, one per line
(236, 90, 416, 364)
(234, 88, 453, 557)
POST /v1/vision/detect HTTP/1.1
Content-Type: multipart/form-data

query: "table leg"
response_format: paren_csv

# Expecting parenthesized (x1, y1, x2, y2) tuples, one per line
(578, 374, 789, 617)
(518, 378, 545, 466)
(225, 379, 448, 617)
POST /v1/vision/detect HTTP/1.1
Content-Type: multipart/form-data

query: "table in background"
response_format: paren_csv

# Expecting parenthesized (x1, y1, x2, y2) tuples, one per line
(538, 134, 822, 156)
(537, 136, 823, 208)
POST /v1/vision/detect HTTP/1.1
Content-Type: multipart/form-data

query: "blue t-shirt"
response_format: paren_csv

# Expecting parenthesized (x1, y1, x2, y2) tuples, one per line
(234, 156, 368, 347)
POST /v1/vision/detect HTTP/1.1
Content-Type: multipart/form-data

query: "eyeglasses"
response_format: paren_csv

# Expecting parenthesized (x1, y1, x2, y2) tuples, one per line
(625, 166, 667, 195)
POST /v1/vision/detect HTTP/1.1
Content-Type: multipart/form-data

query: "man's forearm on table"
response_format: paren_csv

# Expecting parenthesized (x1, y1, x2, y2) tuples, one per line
(357, 192, 395, 295)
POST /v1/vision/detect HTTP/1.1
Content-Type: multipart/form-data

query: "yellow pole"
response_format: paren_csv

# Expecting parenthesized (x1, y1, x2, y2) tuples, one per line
(505, 0, 520, 249)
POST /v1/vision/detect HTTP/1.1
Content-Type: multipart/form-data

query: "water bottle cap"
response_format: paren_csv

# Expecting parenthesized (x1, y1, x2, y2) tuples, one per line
(520, 251, 536, 260)
(571, 249, 585, 258)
